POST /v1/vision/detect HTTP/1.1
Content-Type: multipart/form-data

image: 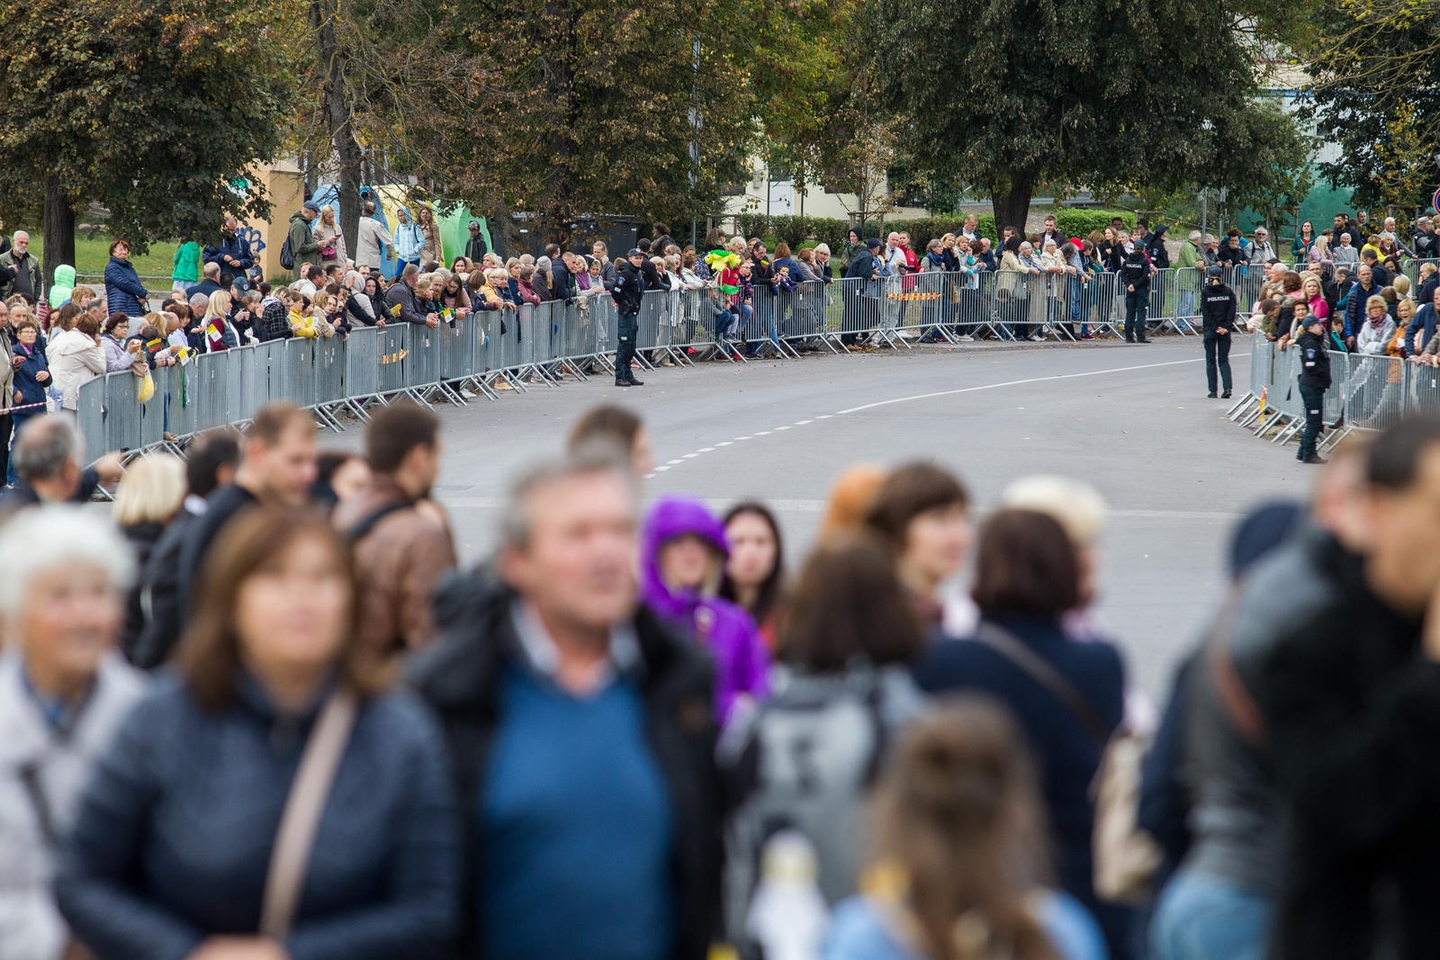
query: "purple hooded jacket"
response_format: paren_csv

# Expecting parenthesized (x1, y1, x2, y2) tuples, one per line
(641, 495, 770, 723)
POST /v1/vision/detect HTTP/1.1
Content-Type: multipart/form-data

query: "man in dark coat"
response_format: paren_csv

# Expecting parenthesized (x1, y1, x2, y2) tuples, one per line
(409, 451, 721, 960)
(1214, 418, 1440, 960)
(464, 219, 489, 262)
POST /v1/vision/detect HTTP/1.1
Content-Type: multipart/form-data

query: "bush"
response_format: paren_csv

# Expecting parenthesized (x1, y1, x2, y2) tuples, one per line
(1054, 209, 1134, 241)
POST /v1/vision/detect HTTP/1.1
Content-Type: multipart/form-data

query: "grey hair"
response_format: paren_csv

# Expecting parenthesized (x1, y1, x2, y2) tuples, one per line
(400, 264, 420, 282)
(1189, 230, 1202, 241)
(0, 505, 134, 616)
(13, 415, 84, 483)
(189, 293, 210, 311)
(500, 448, 637, 550)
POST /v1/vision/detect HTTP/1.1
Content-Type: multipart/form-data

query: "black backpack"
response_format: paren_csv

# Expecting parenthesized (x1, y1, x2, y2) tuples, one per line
(278, 235, 296, 271)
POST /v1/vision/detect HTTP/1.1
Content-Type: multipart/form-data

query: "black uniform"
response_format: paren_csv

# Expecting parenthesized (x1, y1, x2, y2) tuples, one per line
(1200, 279, 1237, 396)
(612, 259, 645, 385)
(1296, 328, 1332, 461)
(1120, 247, 1152, 343)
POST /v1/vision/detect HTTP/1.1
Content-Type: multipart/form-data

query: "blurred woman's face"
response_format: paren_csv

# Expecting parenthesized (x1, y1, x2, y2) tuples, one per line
(19, 563, 122, 690)
(330, 457, 370, 500)
(904, 504, 972, 588)
(725, 513, 778, 591)
(659, 534, 717, 593)
(235, 534, 351, 678)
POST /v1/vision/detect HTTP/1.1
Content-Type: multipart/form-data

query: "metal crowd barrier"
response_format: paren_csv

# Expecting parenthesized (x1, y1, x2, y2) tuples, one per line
(74, 266, 1318, 463)
(1229, 335, 1436, 451)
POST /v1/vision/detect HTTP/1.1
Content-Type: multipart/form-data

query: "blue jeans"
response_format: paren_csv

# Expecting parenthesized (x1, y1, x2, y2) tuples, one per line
(1152, 867, 1272, 960)
(393, 258, 419, 281)
(8, 412, 37, 486)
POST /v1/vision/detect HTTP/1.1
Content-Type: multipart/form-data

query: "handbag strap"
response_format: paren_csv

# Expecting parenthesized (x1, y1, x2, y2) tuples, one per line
(259, 686, 359, 939)
(1205, 587, 1267, 745)
(973, 623, 1110, 746)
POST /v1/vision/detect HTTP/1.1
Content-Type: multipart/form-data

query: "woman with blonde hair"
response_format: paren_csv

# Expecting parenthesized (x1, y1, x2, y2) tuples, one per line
(416, 205, 443, 266)
(1301, 274, 1330, 321)
(822, 701, 1107, 960)
(314, 205, 347, 269)
(202, 290, 239, 351)
(114, 452, 187, 650)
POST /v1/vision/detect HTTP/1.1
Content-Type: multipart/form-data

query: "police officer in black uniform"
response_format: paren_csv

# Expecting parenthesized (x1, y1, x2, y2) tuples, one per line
(1200, 264, 1237, 399)
(1296, 313, 1331, 464)
(612, 248, 646, 387)
(1121, 229, 1153, 343)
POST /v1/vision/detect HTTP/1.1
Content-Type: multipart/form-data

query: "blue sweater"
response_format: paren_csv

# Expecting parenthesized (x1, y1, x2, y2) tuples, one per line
(481, 665, 674, 960)
(55, 673, 459, 960)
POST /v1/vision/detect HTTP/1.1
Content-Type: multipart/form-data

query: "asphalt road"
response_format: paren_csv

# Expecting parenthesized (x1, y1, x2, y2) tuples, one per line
(330, 337, 1312, 698)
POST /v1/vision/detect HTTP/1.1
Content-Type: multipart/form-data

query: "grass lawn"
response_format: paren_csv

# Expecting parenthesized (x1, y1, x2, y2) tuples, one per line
(27, 234, 179, 280)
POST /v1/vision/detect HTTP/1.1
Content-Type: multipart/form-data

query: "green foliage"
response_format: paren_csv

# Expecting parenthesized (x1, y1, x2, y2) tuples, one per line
(409, 0, 759, 243)
(861, 0, 1301, 231)
(1055, 210, 1135, 239)
(0, 0, 295, 252)
(1300, 0, 1440, 210)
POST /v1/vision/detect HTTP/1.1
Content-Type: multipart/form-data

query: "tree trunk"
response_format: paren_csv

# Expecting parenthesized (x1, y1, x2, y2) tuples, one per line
(488, 200, 522, 260)
(991, 175, 1034, 238)
(313, 0, 363, 256)
(42, 175, 75, 288)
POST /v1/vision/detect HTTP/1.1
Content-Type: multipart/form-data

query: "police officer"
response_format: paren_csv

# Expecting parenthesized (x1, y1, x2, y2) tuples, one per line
(612, 248, 646, 387)
(1200, 264, 1237, 399)
(1296, 312, 1331, 464)
(1121, 227, 1153, 343)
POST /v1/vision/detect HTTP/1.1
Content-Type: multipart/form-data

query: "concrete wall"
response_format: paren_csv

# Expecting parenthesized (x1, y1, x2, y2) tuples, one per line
(251, 162, 305, 281)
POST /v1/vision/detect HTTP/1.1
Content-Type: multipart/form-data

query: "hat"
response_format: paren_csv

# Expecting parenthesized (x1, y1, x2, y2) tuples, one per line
(865, 238, 882, 250)
(1206, 264, 1223, 277)
(303, 200, 320, 214)
(468, 219, 480, 229)
(1228, 500, 1303, 577)
(1305, 313, 1327, 330)
(627, 248, 644, 258)
(1069, 237, 1083, 248)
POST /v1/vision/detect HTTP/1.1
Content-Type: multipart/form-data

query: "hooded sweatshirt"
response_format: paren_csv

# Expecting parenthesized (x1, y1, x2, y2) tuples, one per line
(640, 496, 770, 724)
(48, 264, 76, 310)
(393, 209, 424, 262)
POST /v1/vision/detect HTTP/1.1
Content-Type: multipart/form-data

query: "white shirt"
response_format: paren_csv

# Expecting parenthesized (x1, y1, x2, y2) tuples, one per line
(511, 599, 641, 693)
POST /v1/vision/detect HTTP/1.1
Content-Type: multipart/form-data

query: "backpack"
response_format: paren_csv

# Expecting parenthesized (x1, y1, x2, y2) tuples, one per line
(720, 667, 921, 949)
(278, 235, 296, 271)
(972, 623, 1161, 904)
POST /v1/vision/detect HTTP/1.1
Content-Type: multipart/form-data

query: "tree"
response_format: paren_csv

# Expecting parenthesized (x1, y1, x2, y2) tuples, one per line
(397, 0, 758, 245)
(278, 0, 474, 256)
(862, 0, 1301, 230)
(0, 0, 296, 281)
(1299, 0, 1440, 212)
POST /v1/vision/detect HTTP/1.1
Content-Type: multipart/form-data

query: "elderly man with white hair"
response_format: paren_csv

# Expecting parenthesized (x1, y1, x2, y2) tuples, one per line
(0, 506, 146, 960)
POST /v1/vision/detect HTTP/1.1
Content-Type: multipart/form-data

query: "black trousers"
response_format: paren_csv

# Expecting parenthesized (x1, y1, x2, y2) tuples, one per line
(1298, 382, 1324, 459)
(616, 311, 639, 381)
(1204, 331, 1232, 394)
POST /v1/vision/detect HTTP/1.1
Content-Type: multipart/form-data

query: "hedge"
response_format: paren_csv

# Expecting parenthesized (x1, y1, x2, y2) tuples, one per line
(1054, 209, 1135, 240)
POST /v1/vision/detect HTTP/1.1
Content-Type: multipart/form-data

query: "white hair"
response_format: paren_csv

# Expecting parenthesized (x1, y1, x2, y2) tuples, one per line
(0, 506, 134, 617)
(1000, 475, 1108, 547)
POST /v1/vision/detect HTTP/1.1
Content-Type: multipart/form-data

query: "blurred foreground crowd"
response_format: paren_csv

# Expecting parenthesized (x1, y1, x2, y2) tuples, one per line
(0, 398, 1435, 960)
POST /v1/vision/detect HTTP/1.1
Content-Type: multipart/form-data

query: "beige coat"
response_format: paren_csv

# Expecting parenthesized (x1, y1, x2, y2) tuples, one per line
(45, 329, 106, 411)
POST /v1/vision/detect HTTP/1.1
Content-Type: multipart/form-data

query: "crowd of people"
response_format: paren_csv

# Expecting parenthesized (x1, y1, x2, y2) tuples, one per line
(0, 205, 1437, 469)
(2, 377, 1438, 960)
